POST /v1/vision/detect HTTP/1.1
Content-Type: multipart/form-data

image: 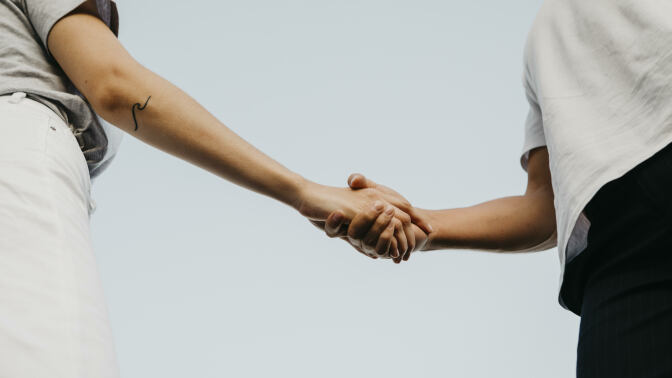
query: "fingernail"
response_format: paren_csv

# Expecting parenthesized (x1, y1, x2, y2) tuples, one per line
(332, 212, 343, 223)
(427, 224, 434, 233)
(373, 201, 384, 211)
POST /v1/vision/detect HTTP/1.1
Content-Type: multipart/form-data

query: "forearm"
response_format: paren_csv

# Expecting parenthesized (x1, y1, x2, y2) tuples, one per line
(420, 191, 556, 253)
(92, 63, 308, 209)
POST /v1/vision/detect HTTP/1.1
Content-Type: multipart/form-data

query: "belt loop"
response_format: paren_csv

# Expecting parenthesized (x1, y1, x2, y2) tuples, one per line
(8, 92, 26, 104)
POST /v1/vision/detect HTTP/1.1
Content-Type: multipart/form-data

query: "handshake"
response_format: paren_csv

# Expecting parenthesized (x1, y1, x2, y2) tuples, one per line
(297, 173, 434, 263)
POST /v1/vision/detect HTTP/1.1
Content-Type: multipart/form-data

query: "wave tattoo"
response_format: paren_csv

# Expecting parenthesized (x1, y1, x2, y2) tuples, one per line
(132, 96, 151, 131)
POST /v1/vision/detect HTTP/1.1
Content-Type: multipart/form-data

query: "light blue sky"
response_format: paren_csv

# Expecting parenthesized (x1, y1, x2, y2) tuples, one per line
(91, 1, 579, 377)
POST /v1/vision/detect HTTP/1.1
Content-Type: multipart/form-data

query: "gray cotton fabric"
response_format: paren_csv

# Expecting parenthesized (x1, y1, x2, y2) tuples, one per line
(0, 0, 123, 180)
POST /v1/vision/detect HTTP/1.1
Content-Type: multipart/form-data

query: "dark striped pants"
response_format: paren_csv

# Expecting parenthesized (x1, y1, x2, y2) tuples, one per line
(560, 142, 672, 378)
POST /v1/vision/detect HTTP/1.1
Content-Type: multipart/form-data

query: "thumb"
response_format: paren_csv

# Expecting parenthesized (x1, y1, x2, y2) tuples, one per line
(348, 173, 377, 190)
(325, 210, 347, 238)
(408, 208, 434, 235)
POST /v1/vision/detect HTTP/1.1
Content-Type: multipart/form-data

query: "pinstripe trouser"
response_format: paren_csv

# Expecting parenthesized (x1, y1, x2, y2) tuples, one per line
(561, 141, 672, 378)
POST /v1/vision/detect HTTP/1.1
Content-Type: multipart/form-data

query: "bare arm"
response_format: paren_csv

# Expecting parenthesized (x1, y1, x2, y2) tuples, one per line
(420, 147, 556, 252)
(327, 146, 557, 256)
(47, 2, 434, 257)
(49, 8, 305, 208)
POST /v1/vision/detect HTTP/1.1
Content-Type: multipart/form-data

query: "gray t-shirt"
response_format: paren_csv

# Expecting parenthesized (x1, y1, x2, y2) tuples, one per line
(0, 0, 123, 180)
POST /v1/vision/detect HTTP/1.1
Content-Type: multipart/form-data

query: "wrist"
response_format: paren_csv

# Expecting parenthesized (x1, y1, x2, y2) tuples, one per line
(292, 177, 320, 214)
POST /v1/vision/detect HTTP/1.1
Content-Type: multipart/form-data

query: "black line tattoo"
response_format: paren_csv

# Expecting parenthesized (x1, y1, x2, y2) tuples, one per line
(132, 96, 151, 131)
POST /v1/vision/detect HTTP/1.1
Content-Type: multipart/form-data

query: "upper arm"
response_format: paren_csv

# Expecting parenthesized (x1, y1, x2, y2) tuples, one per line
(520, 146, 557, 250)
(47, 0, 138, 110)
(525, 146, 553, 197)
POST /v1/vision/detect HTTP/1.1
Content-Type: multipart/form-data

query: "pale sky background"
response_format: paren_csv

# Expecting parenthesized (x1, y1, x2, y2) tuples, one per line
(90, 1, 580, 377)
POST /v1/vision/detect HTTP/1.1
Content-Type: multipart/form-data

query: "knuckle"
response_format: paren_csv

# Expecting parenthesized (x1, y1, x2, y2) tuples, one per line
(366, 205, 379, 216)
(374, 216, 387, 228)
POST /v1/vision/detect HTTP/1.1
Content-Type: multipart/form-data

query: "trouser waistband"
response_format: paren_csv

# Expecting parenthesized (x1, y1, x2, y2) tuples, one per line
(0, 92, 64, 123)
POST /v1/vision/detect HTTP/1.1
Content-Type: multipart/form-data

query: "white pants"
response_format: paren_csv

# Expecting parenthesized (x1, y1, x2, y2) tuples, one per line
(0, 93, 119, 377)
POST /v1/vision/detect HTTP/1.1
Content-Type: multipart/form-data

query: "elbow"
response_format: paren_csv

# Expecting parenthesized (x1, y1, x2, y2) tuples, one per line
(514, 188, 557, 253)
(86, 62, 138, 119)
(519, 228, 557, 252)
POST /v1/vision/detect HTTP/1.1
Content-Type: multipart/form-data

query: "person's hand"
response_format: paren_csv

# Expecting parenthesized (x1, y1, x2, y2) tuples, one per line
(308, 202, 400, 260)
(298, 182, 426, 259)
(315, 212, 430, 263)
(322, 174, 433, 263)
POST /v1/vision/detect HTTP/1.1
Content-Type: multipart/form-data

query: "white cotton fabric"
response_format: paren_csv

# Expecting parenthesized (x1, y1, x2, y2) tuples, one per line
(0, 93, 119, 377)
(519, 0, 672, 309)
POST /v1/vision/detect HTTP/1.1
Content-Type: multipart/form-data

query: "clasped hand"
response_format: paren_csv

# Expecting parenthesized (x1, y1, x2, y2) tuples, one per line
(299, 174, 433, 263)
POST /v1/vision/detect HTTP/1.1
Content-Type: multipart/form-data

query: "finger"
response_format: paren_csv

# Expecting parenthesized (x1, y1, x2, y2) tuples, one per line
(393, 248, 403, 264)
(325, 210, 346, 238)
(393, 220, 408, 258)
(389, 237, 398, 260)
(361, 205, 395, 252)
(402, 243, 412, 262)
(393, 225, 405, 263)
(347, 201, 385, 241)
(348, 173, 377, 190)
(374, 222, 396, 257)
(394, 209, 415, 255)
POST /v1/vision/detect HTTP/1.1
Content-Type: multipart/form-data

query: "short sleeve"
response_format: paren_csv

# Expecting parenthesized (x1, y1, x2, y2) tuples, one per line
(513, 229, 557, 253)
(24, 0, 119, 58)
(519, 66, 547, 172)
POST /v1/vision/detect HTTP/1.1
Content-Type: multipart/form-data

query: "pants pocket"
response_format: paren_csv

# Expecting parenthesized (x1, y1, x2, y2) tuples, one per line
(43, 115, 93, 219)
(0, 107, 50, 160)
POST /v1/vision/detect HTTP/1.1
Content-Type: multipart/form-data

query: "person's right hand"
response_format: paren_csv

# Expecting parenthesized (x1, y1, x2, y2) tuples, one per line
(322, 174, 434, 263)
(308, 201, 402, 260)
(297, 182, 430, 259)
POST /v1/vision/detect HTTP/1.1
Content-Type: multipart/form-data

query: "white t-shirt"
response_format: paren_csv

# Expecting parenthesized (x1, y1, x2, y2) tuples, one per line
(519, 0, 672, 309)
